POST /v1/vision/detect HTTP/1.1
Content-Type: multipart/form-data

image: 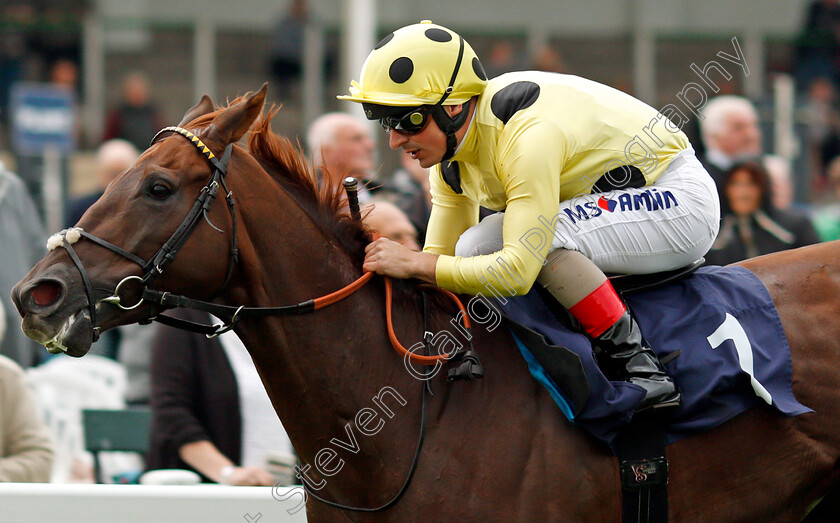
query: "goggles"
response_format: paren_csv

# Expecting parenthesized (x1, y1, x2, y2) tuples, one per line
(379, 106, 431, 135)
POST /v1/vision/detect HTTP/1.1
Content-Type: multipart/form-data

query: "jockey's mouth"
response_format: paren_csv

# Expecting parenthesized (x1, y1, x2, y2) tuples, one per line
(404, 147, 421, 160)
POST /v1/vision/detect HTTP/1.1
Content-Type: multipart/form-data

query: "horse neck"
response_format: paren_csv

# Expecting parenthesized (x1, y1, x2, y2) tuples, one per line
(222, 179, 428, 467)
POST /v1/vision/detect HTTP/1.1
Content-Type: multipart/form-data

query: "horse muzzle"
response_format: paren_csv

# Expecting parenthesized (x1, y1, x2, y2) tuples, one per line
(12, 274, 95, 357)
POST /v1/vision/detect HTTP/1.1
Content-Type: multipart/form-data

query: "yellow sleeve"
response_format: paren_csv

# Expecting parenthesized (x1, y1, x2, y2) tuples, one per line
(434, 121, 565, 295)
(422, 165, 479, 256)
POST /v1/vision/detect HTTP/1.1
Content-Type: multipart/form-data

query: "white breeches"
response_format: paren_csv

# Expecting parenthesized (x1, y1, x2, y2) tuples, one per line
(455, 147, 720, 274)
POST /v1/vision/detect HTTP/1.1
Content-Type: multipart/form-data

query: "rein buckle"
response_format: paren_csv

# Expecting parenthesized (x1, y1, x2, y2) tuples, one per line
(206, 305, 245, 339)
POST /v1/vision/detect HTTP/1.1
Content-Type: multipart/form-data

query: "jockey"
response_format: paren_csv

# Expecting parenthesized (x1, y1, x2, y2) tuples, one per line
(339, 21, 720, 411)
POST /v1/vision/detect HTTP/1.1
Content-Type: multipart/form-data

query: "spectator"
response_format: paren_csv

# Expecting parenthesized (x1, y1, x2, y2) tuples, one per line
(13, 59, 80, 226)
(269, 0, 310, 100)
(306, 112, 381, 201)
(375, 149, 432, 242)
(794, 0, 840, 90)
(763, 154, 795, 211)
(118, 322, 158, 406)
(529, 44, 565, 73)
(147, 309, 294, 485)
(705, 160, 820, 266)
(362, 201, 421, 252)
(0, 159, 46, 367)
(66, 139, 139, 227)
(763, 154, 814, 217)
(49, 59, 79, 92)
(103, 72, 166, 151)
(812, 155, 840, 240)
(801, 78, 840, 187)
(698, 95, 763, 200)
(800, 77, 840, 193)
(484, 40, 520, 79)
(0, 4, 33, 135)
(763, 155, 827, 234)
(0, 300, 54, 483)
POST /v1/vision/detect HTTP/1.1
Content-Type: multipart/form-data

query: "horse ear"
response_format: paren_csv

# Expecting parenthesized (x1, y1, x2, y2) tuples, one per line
(207, 83, 267, 146)
(178, 94, 215, 127)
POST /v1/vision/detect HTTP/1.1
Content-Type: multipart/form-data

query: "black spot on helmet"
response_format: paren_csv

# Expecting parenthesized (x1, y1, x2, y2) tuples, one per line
(389, 57, 414, 84)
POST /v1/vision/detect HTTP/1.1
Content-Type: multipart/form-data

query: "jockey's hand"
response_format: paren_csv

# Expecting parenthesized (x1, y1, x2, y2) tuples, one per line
(364, 237, 438, 283)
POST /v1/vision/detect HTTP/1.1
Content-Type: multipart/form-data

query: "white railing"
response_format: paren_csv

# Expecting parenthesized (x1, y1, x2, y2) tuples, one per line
(0, 483, 308, 523)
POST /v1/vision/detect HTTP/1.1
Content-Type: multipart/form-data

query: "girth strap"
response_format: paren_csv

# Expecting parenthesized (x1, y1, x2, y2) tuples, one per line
(616, 420, 669, 523)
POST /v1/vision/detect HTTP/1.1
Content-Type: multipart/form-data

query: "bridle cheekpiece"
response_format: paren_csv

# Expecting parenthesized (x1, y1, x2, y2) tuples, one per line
(53, 126, 237, 342)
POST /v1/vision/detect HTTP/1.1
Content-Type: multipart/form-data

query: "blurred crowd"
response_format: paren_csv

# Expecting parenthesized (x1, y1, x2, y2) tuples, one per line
(4, 0, 840, 486)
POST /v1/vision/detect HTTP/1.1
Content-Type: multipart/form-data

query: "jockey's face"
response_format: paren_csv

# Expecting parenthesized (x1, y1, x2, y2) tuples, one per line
(387, 103, 469, 168)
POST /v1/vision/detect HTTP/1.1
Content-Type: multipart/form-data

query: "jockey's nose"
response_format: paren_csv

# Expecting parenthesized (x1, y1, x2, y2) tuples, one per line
(389, 131, 408, 150)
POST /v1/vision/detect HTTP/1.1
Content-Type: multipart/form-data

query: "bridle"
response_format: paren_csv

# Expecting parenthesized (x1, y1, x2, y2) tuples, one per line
(58, 126, 238, 342)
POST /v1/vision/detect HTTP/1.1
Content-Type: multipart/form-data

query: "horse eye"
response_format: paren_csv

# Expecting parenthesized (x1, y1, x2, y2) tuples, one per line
(149, 183, 171, 200)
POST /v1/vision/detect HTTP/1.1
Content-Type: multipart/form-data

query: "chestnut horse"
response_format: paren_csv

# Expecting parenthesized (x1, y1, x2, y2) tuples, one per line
(12, 85, 840, 521)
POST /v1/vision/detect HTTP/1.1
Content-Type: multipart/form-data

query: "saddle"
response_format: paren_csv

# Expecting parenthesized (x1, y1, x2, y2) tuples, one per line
(501, 260, 810, 523)
(504, 260, 705, 422)
(608, 258, 705, 295)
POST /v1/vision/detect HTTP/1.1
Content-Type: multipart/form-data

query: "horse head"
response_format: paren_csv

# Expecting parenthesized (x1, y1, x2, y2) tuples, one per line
(12, 85, 269, 357)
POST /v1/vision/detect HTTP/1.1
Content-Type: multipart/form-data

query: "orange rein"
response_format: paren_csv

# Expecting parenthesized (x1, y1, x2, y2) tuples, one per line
(313, 270, 469, 365)
(385, 277, 471, 365)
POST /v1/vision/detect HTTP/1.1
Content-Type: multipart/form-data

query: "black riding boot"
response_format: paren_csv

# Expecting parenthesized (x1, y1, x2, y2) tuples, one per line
(593, 311, 681, 411)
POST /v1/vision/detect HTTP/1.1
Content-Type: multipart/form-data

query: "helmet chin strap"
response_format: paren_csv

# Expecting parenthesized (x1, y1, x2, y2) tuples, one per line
(430, 34, 468, 163)
(431, 103, 471, 162)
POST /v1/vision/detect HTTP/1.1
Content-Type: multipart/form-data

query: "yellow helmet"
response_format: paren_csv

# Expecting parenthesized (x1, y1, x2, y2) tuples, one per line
(338, 20, 488, 109)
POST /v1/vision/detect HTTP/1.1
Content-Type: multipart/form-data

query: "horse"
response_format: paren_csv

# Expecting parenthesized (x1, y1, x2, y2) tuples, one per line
(11, 84, 840, 521)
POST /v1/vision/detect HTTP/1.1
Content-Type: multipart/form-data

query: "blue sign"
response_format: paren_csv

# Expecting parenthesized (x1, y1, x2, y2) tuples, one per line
(10, 82, 77, 155)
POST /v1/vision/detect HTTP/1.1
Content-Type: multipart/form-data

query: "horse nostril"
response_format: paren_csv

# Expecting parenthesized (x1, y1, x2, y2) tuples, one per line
(29, 280, 63, 308)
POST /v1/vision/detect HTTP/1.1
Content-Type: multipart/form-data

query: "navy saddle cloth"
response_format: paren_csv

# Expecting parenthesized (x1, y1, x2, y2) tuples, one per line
(498, 265, 811, 449)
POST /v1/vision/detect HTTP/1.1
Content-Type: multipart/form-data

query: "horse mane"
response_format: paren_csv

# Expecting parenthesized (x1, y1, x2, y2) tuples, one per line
(185, 97, 453, 316)
(187, 100, 371, 264)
